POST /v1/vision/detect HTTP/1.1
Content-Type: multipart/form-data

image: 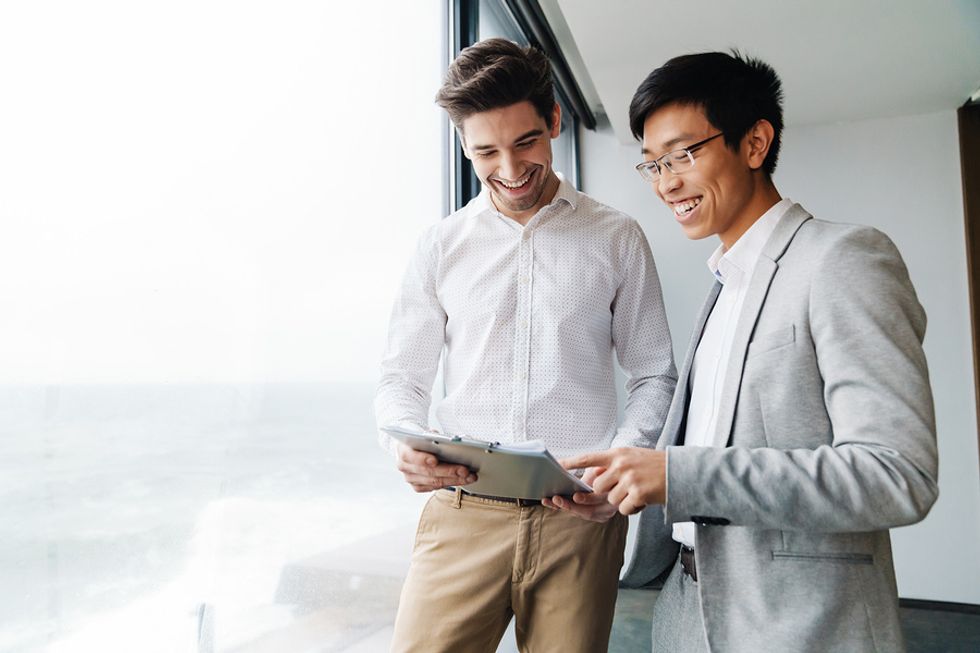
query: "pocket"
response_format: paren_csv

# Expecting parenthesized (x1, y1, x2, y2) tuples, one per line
(747, 324, 796, 358)
(412, 494, 438, 551)
(771, 550, 874, 565)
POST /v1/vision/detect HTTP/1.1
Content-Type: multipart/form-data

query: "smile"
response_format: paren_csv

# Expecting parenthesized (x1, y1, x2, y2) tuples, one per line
(494, 170, 533, 190)
(673, 197, 702, 216)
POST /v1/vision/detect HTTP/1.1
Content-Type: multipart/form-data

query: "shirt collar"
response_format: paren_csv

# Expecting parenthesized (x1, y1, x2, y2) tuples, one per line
(468, 171, 577, 220)
(707, 198, 793, 284)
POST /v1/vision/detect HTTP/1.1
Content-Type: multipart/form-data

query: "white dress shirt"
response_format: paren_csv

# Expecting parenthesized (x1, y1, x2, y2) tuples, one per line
(673, 198, 792, 548)
(376, 176, 677, 459)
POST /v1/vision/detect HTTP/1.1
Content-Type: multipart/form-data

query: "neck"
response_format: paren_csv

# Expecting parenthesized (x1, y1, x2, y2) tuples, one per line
(718, 177, 783, 250)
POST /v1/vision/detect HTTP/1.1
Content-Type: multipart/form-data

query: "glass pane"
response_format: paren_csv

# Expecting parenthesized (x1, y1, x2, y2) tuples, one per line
(0, 2, 442, 651)
(479, 0, 528, 45)
(551, 94, 579, 184)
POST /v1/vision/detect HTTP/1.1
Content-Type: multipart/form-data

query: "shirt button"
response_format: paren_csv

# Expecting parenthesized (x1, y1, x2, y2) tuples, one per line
(521, 275, 529, 283)
(520, 319, 528, 328)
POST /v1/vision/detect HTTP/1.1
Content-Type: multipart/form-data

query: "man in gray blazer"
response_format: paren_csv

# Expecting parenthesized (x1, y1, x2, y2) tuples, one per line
(550, 52, 939, 652)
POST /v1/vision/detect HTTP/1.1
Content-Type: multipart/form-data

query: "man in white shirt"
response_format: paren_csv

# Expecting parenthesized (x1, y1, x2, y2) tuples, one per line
(560, 52, 938, 652)
(375, 38, 676, 652)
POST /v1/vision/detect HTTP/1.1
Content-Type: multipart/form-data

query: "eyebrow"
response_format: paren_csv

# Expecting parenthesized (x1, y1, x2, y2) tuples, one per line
(640, 133, 696, 156)
(470, 129, 544, 152)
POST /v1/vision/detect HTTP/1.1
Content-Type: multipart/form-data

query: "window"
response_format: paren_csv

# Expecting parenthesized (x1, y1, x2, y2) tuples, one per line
(0, 2, 443, 651)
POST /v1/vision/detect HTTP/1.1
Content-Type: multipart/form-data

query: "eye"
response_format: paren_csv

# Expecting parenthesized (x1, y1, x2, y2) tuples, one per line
(476, 150, 496, 159)
(516, 139, 535, 149)
(668, 150, 689, 163)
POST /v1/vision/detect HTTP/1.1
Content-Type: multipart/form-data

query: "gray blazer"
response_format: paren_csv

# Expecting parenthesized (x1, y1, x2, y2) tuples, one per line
(621, 205, 939, 652)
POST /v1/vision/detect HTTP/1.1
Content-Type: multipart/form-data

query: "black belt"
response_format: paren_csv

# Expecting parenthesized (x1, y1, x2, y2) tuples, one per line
(680, 545, 698, 582)
(443, 488, 541, 506)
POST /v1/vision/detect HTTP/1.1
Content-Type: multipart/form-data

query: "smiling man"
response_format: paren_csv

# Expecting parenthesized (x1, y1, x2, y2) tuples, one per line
(560, 52, 939, 652)
(374, 38, 676, 652)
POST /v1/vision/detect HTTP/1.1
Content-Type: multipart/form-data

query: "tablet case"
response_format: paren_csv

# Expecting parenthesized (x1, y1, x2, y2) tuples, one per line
(382, 424, 592, 499)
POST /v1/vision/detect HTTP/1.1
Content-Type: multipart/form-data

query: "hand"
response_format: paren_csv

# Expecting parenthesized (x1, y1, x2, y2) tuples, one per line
(542, 467, 619, 522)
(395, 443, 476, 493)
(561, 447, 667, 515)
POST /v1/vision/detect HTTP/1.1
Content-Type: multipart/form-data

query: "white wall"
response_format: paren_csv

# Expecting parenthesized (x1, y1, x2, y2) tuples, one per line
(582, 109, 980, 604)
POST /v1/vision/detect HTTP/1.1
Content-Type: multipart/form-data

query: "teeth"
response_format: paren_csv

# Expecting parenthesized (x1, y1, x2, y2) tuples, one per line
(673, 197, 702, 216)
(498, 172, 531, 189)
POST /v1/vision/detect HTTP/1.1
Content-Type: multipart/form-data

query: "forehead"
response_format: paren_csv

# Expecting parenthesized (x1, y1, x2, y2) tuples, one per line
(640, 102, 714, 155)
(460, 101, 547, 145)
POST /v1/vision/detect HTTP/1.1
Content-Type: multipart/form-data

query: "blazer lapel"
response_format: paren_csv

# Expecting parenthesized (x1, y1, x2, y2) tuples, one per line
(709, 204, 812, 448)
(658, 281, 722, 450)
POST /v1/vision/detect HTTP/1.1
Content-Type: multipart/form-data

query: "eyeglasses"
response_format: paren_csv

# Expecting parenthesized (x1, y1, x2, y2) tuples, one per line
(634, 132, 724, 182)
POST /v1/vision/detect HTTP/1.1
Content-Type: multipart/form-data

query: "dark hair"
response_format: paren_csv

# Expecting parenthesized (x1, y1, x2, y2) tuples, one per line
(629, 51, 784, 176)
(436, 38, 555, 130)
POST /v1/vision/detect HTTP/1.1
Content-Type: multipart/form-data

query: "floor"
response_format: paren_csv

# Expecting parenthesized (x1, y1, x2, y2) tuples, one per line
(601, 589, 980, 653)
(257, 525, 980, 652)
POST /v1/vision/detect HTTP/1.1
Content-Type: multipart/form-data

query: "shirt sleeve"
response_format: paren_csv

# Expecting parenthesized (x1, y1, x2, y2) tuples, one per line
(374, 227, 447, 456)
(610, 223, 678, 449)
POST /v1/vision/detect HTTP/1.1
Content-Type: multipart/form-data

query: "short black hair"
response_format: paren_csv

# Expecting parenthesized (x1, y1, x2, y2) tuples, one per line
(436, 38, 555, 130)
(629, 51, 784, 176)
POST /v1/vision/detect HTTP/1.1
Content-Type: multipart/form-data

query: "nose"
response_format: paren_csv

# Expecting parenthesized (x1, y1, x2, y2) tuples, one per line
(657, 167, 681, 196)
(498, 150, 524, 181)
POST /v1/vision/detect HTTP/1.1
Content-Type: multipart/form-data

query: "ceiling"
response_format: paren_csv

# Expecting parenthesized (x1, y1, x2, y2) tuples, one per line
(541, 0, 980, 144)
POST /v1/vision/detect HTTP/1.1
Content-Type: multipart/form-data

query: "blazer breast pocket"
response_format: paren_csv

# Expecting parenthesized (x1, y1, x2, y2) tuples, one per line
(747, 324, 796, 358)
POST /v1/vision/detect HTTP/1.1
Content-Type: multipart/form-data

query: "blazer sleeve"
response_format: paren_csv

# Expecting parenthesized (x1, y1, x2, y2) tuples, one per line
(664, 226, 939, 532)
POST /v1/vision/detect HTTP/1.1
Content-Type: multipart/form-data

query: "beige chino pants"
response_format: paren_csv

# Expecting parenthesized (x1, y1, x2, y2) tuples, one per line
(391, 489, 628, 653)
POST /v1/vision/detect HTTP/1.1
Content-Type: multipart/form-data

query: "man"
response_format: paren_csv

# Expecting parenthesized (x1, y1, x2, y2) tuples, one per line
(374, 38, 676, 652)
(559, 52, 939, 652)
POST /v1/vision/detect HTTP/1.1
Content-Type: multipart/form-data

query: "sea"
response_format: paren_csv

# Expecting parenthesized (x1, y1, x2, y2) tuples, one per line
(0, 382, 427, 652)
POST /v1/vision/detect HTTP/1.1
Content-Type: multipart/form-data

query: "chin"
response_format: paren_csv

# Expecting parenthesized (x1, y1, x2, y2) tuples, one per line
(681, 224, 712, 241)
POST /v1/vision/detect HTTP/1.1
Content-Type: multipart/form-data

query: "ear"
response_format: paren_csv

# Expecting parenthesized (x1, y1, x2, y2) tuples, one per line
(743, 119, 774, 171)
(549, 102, 561, 138)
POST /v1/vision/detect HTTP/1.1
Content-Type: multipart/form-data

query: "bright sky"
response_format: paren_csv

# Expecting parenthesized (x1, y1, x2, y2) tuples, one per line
(0, 1, 444, 384)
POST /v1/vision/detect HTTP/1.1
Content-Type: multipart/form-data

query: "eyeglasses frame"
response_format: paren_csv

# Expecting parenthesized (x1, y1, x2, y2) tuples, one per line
(635, 132, 725, 182)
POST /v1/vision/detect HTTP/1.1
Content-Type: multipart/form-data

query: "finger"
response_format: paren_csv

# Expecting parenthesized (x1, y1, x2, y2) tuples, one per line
(431, 462, 475, 479)
(560, 450, 612, 471)
(580, 466, 607, 486)
(590, 469, 619, 496)
(398, 460, 473, 481)
(619, 495, 646, 516)
(398, 445, 439, 467)
(552, 496, 604, 522)
(399, 450, 471, 480)
(571, 491, 606, 505)
(409, 481, 441, 493)
(402, 472, 459, 489)
(541, 497, 559, 510)
(607, 483, 629, 507)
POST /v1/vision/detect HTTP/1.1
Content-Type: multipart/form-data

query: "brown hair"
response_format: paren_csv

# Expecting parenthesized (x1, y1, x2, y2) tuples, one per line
(436, 38, 555, 130)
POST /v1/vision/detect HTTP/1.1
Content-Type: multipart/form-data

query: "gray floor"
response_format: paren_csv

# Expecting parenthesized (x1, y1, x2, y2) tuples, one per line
(607, 589, 980, 653)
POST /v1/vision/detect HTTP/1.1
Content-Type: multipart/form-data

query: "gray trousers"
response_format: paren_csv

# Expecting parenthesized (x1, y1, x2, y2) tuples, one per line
(650, 554, 710, 653)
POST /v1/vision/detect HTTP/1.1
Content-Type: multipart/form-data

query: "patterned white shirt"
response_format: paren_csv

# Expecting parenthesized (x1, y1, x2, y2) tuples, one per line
(673, 198, 792, 547)
(375, 176, 677, 459)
